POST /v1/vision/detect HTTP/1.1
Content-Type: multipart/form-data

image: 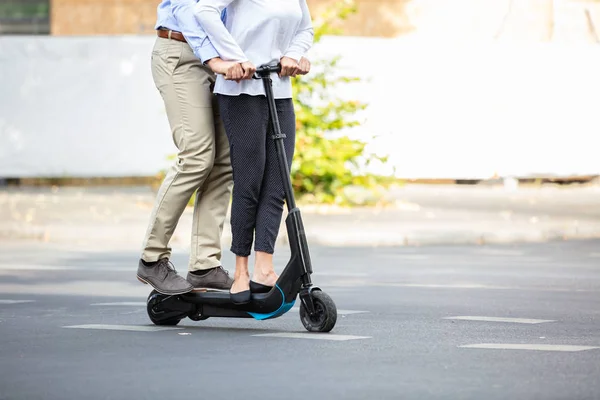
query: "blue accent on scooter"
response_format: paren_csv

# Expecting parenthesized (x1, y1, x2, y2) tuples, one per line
(247, 284, 296, 320)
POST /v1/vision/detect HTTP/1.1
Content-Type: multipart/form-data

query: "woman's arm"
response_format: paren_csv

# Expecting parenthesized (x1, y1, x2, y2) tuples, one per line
(283, 0, 314, 62)
(194, 0, 248, 63)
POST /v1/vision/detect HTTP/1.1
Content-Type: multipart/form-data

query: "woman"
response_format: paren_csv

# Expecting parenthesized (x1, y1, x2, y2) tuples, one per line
(195, 0, 313, 303)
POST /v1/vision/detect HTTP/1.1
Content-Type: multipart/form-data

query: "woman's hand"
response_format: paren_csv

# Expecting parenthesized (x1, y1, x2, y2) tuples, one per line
(279, 56, 300, 77)
(298, 57, 311, 75)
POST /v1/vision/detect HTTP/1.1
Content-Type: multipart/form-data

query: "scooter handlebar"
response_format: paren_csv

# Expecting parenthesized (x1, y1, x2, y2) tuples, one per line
(253, 64, 282, 79)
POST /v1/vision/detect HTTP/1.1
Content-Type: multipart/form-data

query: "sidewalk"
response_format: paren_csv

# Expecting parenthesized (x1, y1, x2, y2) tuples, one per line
(1, 183, 599, 251)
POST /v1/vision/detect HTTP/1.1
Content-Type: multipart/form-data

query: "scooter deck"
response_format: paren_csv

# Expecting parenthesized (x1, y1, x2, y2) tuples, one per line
(180, 284, 297, 320)
(182, 290, 270, 306)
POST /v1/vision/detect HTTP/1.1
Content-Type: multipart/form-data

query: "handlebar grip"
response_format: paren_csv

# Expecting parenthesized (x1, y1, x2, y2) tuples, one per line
(253, 64, 282, 79)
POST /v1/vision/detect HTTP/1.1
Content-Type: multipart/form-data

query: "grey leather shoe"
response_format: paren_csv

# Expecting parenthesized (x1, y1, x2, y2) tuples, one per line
(186, 266, 234, 292)
(137, 259, 193, 295)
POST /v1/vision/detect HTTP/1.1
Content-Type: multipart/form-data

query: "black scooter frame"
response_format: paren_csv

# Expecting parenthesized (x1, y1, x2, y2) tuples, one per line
(148, 65, 320, 323)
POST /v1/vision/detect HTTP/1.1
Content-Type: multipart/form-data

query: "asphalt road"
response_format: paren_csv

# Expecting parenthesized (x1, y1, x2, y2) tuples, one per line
(0, 239, 599, 400)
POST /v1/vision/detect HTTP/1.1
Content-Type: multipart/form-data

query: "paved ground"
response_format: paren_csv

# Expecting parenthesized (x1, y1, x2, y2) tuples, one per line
(1, 238, 599, 400)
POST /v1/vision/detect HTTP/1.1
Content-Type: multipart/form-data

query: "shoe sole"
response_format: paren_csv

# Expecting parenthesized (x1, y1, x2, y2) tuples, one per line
(136, 275, 193, 296)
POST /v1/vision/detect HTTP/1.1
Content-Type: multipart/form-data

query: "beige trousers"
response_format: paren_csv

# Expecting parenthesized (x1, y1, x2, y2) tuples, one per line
(141, 37, 233, 271)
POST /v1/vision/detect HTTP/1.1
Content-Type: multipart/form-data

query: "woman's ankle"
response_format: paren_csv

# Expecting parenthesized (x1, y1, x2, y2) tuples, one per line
(233, 256, 249, 279)
(234, 270, 250, 280)
(251, 251, 278, 285)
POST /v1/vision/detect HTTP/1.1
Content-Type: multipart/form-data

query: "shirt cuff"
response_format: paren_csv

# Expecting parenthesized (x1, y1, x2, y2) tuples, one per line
(195, 42, 220, 64)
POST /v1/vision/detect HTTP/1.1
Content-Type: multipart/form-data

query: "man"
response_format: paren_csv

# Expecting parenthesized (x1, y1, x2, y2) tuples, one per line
(136, 0, 237, 295)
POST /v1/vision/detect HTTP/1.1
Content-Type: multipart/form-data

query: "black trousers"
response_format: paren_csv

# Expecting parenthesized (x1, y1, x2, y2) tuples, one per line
(218, 94, 296, 257)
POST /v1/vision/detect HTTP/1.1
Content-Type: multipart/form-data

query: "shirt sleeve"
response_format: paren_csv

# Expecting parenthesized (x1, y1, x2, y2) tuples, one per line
(283, 0, 314, 62)
(169, 0, 221, 63)
(194, 0, 249, 63)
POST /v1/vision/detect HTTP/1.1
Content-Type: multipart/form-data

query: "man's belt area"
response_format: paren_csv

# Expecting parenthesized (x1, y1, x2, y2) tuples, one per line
(157, 29, 186, 43)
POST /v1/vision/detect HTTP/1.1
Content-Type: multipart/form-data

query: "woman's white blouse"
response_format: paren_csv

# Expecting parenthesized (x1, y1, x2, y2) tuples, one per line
(195, 0, 313, 99)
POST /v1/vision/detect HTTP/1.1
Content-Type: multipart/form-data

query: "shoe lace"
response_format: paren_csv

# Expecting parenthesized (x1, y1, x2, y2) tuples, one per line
(158, 258, 178, 275)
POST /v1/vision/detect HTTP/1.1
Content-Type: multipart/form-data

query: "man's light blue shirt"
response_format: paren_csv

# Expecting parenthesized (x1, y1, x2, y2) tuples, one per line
(155, 0, 225, 63)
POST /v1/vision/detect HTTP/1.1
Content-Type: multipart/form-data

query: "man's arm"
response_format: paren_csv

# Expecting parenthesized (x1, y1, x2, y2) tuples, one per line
(170, 0, 220, 63)
(194, 0, 248, 63)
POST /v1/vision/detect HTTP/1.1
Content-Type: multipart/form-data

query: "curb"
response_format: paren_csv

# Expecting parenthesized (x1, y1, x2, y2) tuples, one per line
(3, 222, 600, 248)
(198, 225, 600, 248)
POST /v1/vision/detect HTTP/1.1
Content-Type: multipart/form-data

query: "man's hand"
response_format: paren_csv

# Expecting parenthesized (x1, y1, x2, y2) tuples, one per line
(207, 58, 255, 82)
(279, 56, 300, 77)
(225, 63, 243, 82)
(298, 57, 311, 75)
(206, 58, 235, 75)
(240, 61, 256, 80)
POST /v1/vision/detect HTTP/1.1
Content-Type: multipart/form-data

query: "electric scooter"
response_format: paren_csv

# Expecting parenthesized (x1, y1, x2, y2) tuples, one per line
(145, 64, 338, 333)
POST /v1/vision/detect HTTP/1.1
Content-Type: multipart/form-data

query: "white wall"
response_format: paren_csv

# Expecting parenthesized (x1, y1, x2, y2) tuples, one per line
(1, 35, 598, 180)
(0, 36, 174, 178)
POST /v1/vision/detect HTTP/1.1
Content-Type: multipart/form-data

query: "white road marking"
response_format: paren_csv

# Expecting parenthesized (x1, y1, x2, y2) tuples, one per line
(0, 300, 35, 304)
(290, 308, 368, 316)
(378, 254, 431, 260)
(253, 332, 371, 341)
(63, 324, 181, 332)
(336, 309, 369, 315)
(314, 272, 369, 277)
(384, 283, 512, 290)
(0, 264, 137, 272)
(373, 283, 591, 292)
(0, 264, 77, 271)
(445, 316, 555, 324)
(472, 249, 525, 256)
(459, 344, 599, 352)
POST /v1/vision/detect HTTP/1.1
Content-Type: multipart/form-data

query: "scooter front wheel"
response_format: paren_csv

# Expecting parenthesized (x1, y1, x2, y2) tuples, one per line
(299, 290, 337, 332)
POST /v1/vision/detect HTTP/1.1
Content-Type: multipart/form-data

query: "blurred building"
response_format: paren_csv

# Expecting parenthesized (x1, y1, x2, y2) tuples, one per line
(0, 0, 411, 37)
(3, 0, 598, 42)
(1, 0, 599, 181)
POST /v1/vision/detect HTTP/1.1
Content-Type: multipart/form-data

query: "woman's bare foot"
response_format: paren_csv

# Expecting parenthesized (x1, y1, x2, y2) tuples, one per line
(231, 273, 250, 294)
(252, 270, 278, 286)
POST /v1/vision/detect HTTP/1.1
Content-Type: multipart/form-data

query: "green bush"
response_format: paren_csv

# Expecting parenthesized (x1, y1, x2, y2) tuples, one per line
(290, 0, 390, 205)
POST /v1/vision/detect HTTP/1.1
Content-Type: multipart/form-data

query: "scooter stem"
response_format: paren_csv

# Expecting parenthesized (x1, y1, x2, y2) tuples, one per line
(257, 67, 297, 212)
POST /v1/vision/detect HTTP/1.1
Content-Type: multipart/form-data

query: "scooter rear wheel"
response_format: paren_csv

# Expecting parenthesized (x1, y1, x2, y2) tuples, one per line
(147, 291, 182, 326)
(299, 290, 337, 332)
